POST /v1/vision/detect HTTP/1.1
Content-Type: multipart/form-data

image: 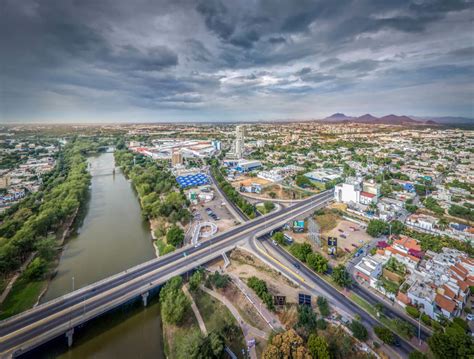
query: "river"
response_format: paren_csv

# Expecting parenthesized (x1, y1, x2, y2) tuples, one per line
(25, 152, 164, 358)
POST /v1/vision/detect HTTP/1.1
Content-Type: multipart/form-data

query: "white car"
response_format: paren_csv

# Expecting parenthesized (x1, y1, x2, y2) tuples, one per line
(466, 314, 474, 321)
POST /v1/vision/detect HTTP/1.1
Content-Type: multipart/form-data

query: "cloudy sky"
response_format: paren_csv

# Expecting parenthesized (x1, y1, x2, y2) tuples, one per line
(1, 0, 473, 123)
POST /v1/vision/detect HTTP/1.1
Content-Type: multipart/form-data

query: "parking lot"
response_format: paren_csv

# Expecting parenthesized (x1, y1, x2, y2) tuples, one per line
(187, 183, 241, 242)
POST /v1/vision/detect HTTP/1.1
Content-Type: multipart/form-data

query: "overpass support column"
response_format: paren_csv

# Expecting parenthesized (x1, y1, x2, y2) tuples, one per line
(141, 292, 149, 307)
(66, 329, 74, 347)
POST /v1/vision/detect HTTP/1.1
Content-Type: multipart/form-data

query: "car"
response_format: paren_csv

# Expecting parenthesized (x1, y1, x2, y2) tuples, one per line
(340, 234, 347, 238)
(272, 239, 278, 245)
(194, 242, 202, 248)
(293, 262, 300, 269)
(466, 314, 474, 321)
(393, 338, 401, 347)
(338, 229, 344, 233)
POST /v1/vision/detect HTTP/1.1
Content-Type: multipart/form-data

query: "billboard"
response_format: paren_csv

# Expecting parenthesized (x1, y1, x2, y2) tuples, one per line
(327, 237, 337, 247)
(293, 220, 305, 233)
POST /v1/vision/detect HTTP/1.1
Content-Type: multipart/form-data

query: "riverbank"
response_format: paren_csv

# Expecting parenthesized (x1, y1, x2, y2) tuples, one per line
(114, 150, 191, 257)
(0, 141, 94, 319)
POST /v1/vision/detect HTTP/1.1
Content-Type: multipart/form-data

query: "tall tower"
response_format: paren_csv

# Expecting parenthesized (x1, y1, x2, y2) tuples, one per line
(235, 125, 245, 158)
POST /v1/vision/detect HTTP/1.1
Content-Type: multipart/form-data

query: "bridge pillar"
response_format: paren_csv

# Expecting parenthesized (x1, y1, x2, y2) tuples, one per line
(141, 292, 149, 307)
(66, 329, 74, 348)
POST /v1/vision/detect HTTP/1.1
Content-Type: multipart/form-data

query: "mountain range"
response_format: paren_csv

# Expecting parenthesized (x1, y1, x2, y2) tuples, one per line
(322, 113, 473, 125)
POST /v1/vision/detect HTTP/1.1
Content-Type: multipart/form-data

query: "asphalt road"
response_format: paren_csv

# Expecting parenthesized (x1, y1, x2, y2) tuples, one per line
(0, 190, 334, 357)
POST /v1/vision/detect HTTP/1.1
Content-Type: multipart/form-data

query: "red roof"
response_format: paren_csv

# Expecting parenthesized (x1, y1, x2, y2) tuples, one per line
(360, 191, 376, 198)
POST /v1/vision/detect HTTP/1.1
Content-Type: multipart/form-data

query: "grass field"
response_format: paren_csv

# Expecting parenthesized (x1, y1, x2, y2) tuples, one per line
(0, 277, 46, 319)
(192, 288, 246, 355)
(162, 305, 201, 359)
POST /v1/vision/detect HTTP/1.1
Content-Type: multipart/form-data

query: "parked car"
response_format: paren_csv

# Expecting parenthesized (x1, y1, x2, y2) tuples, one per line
(466, 314, 474, 321)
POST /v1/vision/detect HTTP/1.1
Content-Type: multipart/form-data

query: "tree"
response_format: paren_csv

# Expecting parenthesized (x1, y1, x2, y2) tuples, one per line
(317, 296, 330, 317)
(166, 225, 184, 247)
(160, 276, 190, 325)
(297, 304, 318, 334)
(409, 350, 427, 359)
(35, 237, 56, 261)
(332, 265, 352, 287)
(189, 269, 204, 291)
(366, 219, 389, 237)
(374, 326, 395, 345)
(262, 329, 310, 359)
(306, 253, 328, 273)
(24, 257, 48, 280)
(350, 320, 368, 341)
(307, 334, 330, 359)
(428, 323, 474, 359)
(289, 242, 313, 262)
(393, 319, 415, 339)
(264, 201, 275, 213)
(272, 232, 285, 245)
(405, 306, 420, 319)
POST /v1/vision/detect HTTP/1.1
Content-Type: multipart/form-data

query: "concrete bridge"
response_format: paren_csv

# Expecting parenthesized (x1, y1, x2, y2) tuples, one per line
(0, 190, 334, 358)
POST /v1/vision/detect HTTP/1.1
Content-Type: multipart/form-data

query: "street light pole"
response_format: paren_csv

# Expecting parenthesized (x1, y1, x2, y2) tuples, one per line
(418, 312, 421, 345)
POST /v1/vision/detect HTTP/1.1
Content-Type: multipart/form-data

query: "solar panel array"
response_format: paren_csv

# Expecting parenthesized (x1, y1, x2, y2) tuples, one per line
(176, 173, 209, 189)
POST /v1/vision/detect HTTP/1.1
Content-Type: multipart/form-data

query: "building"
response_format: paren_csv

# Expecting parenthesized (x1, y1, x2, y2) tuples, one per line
(0, 174, 11, 189)
(171, 151, 183, 166)
(305, 168, 341, 183)
(235, 160, 262, 172)
(235, 125, 245, 158)
(405, 248, 474, 320)
(334, 180, 361, 204)
(354, 255, 388, 288)
(211, 140, 221, 151)
(406, 214, 438, 233)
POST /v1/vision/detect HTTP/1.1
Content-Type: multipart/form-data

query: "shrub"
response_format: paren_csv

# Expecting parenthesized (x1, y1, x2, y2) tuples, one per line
(350, 320, 368, 341)
(406, 306, 420, 319)
(374, 326, 395, 344)
(317, 296, 330, 317)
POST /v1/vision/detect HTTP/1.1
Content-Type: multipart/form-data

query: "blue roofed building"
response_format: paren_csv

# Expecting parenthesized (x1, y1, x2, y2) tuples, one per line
(176, 173, 209, 189)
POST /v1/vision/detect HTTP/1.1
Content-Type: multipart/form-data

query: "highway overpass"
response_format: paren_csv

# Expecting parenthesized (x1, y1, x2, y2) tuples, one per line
(0, 190, 334, 358)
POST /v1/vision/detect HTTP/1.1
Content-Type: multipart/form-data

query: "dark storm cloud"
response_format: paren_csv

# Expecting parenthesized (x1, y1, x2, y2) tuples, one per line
(1, 0, 473, 122)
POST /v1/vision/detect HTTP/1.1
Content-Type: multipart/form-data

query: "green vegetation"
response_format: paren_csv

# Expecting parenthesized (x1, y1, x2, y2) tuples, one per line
(192, 288, 245, 355)
(210, 161, 255, 218)
(428, 318, 474, 359)
(349, 320, 368, 341)
(307, 334, 330, 359)
(331, 265, 352, 287)
(115, 150, 191, 225)
(0, 139, 95, 317)
(272, 231, 285, 245)
(257, 201, 275, 214)
(374, 326, 395, 344)
(289, 242, 312, 262)
(189, 269, 204, 291)
(178, 330, 225, 359)
(206, 271, 230, 289)
(296, 304, 318, 335)
(366, 219, 389, 237)
(166, 225, 184, 247)
(306, 252, 329, 273)
(405, 306, 420, 319)
(423, 197, 445, 216)
(160, 276, 190, 325)
(317, 296, 330, 317)
(384, 257, 406, 276)
(247, 276, 275, 311)
(448, 204, 473, 221)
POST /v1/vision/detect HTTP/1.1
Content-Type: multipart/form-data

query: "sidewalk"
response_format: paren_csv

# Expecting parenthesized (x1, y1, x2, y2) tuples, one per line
(200, 285, 263, 359)
(227, 272, 284, 331)
(182, 284, 208, 335)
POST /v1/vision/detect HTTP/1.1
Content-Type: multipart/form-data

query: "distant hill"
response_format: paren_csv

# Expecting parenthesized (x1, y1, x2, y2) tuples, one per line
(323, 113, 354, 121)
(412, 116, 474, 125)
(319, 113, 473, 125)
(377, 114, 417, 124)
(354, 114, 379, 123)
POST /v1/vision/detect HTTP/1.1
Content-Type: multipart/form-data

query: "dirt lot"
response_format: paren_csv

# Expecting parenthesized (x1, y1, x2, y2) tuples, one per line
(227, 249, 300, 303)
(325, 219, 371, 253)
(230, 176, 272, 187)
(261, 183, 312, 200)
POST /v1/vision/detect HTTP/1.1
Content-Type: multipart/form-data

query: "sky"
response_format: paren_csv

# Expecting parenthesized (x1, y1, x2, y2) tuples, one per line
(1, 0, 473, 123)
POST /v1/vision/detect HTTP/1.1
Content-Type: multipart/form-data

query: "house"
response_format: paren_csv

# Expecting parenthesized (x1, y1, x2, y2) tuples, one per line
(354, 255, 388, 288)
(406, 214, 438, 233)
